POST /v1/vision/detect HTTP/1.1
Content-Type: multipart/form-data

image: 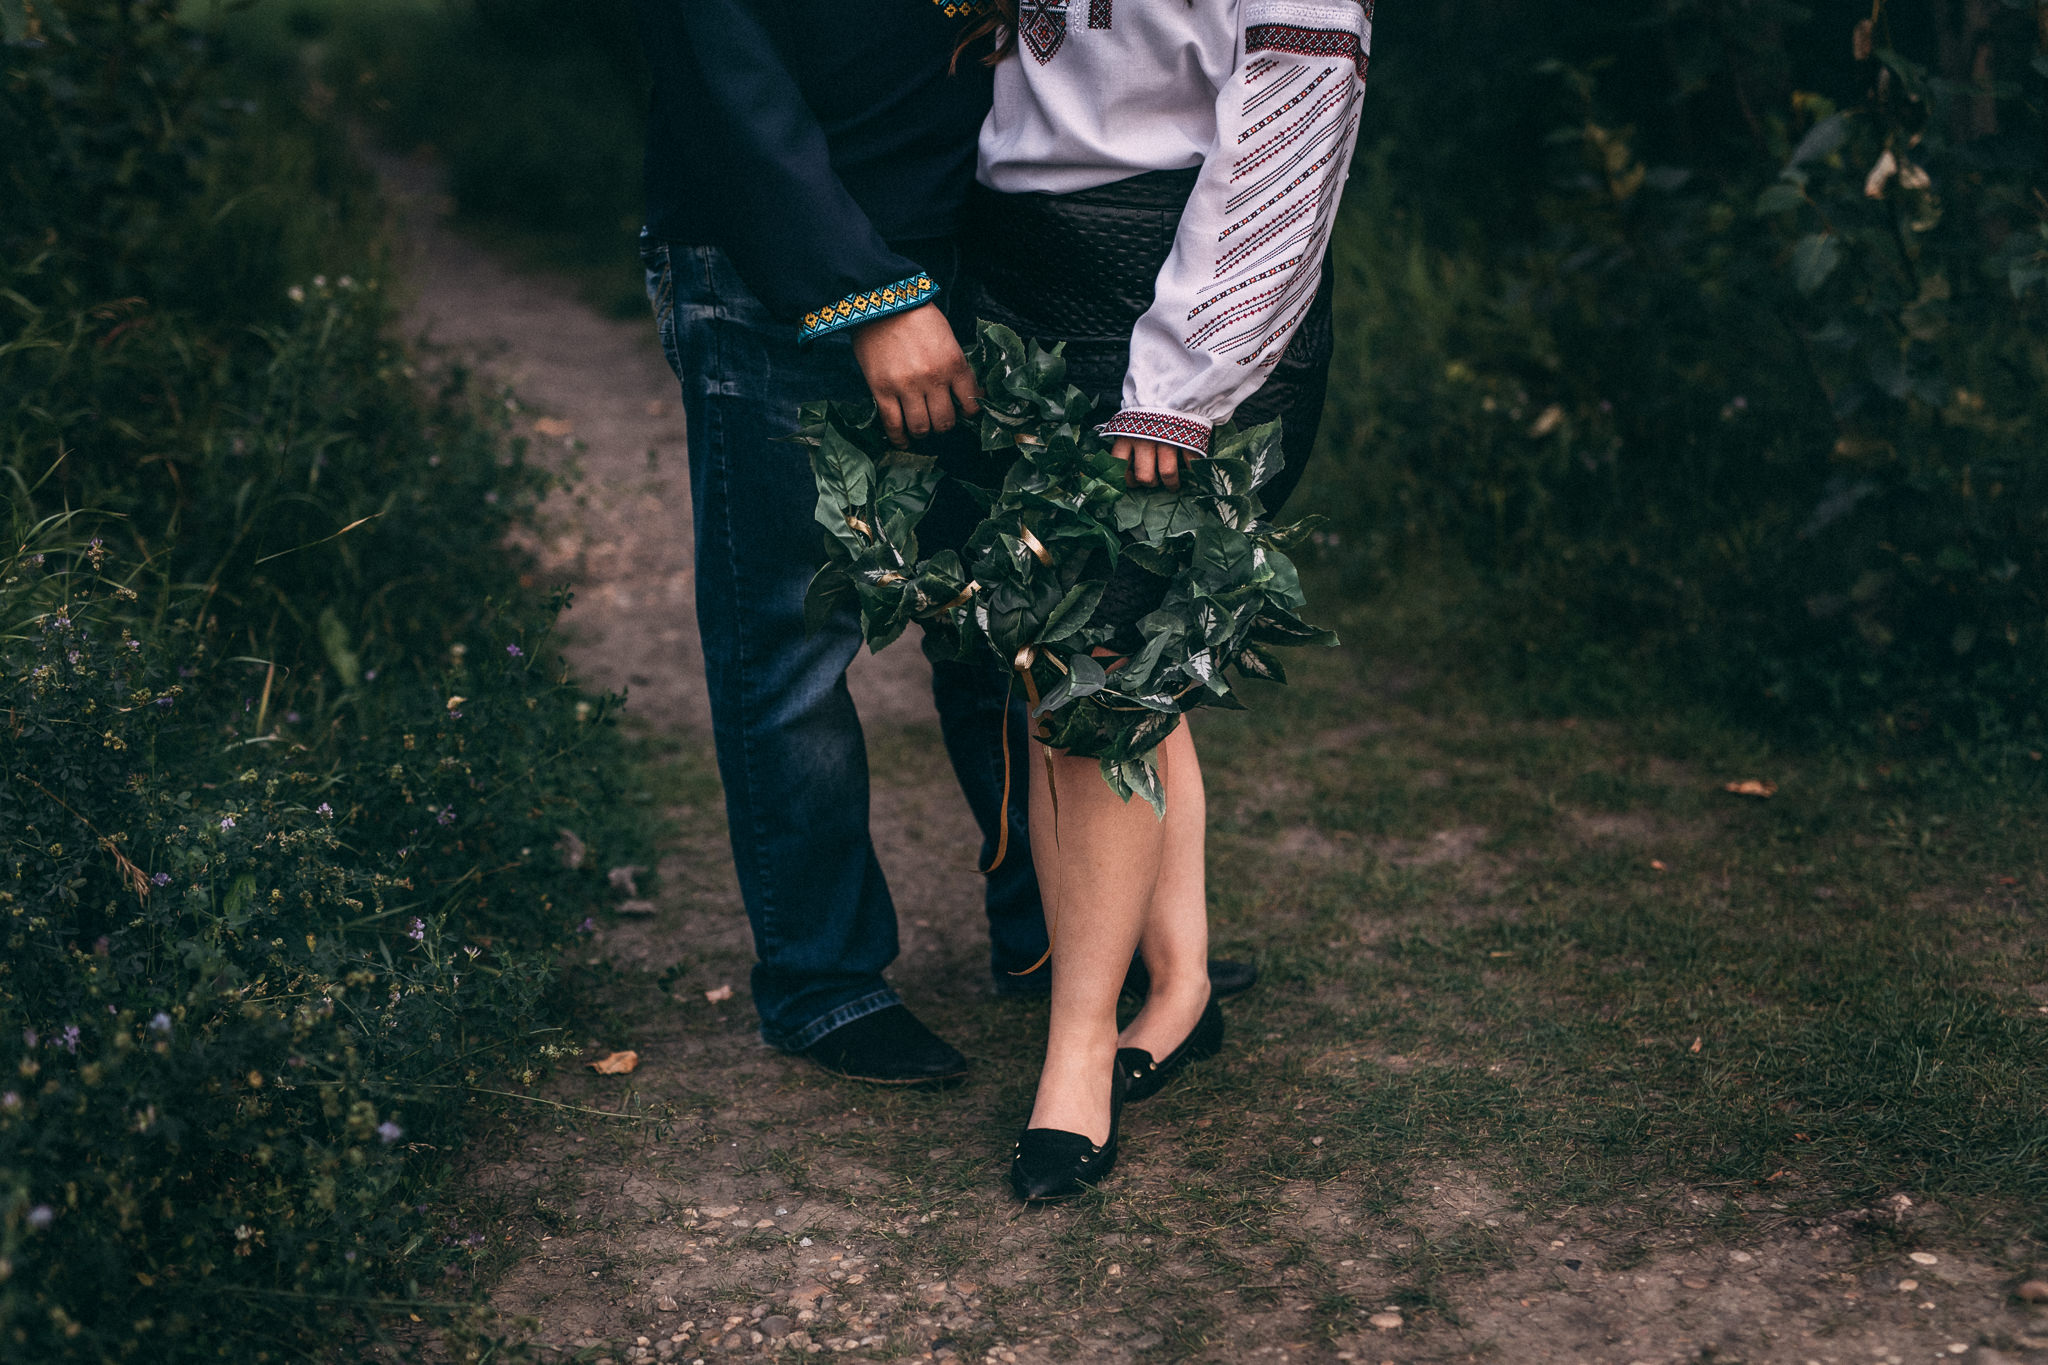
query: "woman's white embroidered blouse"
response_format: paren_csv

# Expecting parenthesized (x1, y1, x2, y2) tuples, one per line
(978, 0, 1373, 455)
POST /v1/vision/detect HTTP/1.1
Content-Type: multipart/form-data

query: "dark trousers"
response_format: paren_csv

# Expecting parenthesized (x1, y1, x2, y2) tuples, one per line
(642, 238, 1050, 1051)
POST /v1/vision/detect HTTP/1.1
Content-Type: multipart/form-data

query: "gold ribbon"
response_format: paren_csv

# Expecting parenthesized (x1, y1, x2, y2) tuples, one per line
(1018, 524, 1052, 566)
(934, 579, 980, 614)
(998, 643, 1060, 978)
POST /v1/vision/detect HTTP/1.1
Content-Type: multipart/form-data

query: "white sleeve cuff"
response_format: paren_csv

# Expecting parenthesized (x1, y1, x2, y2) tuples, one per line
(1098, 408, 1214, 457)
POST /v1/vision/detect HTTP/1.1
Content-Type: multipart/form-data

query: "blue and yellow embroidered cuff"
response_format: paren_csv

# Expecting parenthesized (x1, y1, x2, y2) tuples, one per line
(799, 273, 940, 344)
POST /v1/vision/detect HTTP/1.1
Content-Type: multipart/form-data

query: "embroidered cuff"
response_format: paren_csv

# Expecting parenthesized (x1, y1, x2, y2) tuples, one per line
(798, 272, 940, 344)
(1099, 408, 1214, 457)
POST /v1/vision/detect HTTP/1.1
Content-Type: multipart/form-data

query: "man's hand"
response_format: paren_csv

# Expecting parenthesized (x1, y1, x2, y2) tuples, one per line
(849, 304, 980, 447)
(1111, 436, 1196, 490)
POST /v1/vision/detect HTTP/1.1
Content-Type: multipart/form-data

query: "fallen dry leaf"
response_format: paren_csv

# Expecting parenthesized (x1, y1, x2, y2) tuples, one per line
(704, 984, 734, 1003)
(1689, 1036, 1703, 1053)
(1651, 859, 1669, 871)
(704, 1205, 741, 1220)
(586, 1050, 639, 1075)
(1722, 779, 1779, 798)
(533, 416, 573, 438)
(616, 898, 657, 917)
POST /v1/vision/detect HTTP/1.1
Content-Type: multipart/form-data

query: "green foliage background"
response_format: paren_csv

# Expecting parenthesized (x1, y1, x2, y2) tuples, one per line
(285, 0, 2048, 752)
(2, 3, 645, 1358)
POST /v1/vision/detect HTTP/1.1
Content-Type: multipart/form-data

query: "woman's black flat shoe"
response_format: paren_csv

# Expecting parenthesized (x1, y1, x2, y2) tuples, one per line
(1116, 994, 1224, 1102)
(1009, 1063, 1129, 1202)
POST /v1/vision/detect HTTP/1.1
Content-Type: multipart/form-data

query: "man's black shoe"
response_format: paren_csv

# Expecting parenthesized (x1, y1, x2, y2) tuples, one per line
(1121, 956, 1258, 1001)
(798, 1004, 970, 1088)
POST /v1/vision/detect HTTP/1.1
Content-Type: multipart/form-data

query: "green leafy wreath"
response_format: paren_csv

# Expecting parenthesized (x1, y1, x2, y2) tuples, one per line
(797, 321, 1336, 814)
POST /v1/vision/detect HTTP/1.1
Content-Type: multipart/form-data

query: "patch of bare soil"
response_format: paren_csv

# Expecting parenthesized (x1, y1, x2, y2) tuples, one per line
(378, 155, 2048, 1365)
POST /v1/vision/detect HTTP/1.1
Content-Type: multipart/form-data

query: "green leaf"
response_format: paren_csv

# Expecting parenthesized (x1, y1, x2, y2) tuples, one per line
(1033, 652, 1107, 715)
(317, 608, 361, 689)
(803, 564, 856, 637)
(1754, 181, 1805, 216)
(1791, 233, 1842, 295)
(1041, 580, 1106, 643)
(1788, 113, 1847, 167)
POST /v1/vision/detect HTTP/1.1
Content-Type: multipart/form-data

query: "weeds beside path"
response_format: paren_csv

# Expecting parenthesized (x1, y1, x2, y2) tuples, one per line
(376, 157, 2048, 1365)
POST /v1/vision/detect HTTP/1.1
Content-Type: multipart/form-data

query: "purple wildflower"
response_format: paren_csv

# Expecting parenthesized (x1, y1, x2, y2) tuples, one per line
(364, 668, 378, 682)
(149, 1013, 173, 1034)
(150, 872, 172, 887)
(505, 643, 523, 657)
(577, 916, 597, 935)
(1, 1091, 20, 1111)
(128, 639, 141, 651)
(376, 1121, 403, 1144)
(154, 696, 174, 707)
(344, 1250, 357, 1263)
(58, 1026, 80, 1053)
(285, 710, 301, 724)
(219, 815, 236, 831)
(437, 807, 457, 826)
(27, 1206, 53, 1230)
(316, 802, 333, 818)
(407, 918, 426, 943)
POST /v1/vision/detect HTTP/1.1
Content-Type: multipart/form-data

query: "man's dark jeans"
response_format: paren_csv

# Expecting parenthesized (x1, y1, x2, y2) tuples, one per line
(642, 238, 1048, 1051)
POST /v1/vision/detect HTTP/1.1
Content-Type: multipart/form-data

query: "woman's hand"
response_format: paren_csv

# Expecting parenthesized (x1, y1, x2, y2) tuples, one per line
(1111, 436, 1194, 490)
(849, 303, 981, 447)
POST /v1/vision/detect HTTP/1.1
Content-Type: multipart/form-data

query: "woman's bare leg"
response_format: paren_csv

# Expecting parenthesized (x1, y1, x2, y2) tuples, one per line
(1119, 723, 1211, 1061)
(1025, 720, 1209, 1142)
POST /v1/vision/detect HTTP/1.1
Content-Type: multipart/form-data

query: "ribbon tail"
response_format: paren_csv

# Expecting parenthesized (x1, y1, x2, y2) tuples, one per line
(977, 672, 1016, 875)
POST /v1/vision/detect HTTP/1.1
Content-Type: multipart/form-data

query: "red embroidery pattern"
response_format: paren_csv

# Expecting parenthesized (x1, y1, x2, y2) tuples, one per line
(1018, 0, 1068, 63)
(1245, 23, 1368, 81)
(1229, 86, 1349, 190)
(1100, 410, 1212, 455)
(1088, 0, 1111, 28)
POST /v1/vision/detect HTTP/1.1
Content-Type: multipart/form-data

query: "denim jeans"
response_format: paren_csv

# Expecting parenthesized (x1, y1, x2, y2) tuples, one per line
(643, 237, 1050, 1051)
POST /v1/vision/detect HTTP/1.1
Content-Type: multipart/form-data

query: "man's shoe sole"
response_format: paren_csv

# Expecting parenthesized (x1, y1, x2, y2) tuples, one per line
(803, 1059, 971, 1089)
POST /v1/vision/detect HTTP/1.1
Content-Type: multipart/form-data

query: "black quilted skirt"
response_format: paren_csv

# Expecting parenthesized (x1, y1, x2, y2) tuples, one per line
(952, 167, 1335, 642)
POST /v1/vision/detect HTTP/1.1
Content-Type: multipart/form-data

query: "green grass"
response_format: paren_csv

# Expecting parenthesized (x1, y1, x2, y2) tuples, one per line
(515, 556, 2047, 1355)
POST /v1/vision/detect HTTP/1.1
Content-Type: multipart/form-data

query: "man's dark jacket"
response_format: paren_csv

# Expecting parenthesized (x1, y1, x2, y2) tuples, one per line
(633, 0, 995, 340)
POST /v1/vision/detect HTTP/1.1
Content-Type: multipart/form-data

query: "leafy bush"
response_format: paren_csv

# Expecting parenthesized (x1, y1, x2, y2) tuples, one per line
(1, 4, 643, 1358)
(1315, 0, 2048, 747)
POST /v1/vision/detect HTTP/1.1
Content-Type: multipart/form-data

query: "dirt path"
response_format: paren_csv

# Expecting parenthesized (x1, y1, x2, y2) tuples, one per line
(376, 155, 2046, 1365)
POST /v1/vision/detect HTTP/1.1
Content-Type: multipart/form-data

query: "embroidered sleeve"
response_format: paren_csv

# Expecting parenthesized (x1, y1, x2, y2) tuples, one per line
(799, 272, 941, 344)
(1113, 0, 1371, 438)
(1098, 407, 1214, 457)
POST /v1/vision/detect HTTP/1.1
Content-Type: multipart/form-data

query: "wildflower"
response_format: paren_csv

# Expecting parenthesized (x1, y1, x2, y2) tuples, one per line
(376, 1121, 403, 1144)
(219, 815, 236, 831)
(364, 668, 379, 682)
(313, 274, 327, 288)
(288, 285, 306, 303)
(27, 1206, 53, 1230)
(437, 807, 457, 826)
(149, 1012, 173, 1034)
(408, 918, 426, 943)
(577, 916, 597, 935)
(155, 696, 175, 707)
(316, 802, 333, 818)
(20, 1029, 35, 1049)
(338, 275, 355, 289)
(86, 537, 106, 569)
(128, 639, 141, 651)
(58, 1026, 80, 1053)
(150, 872, 172, 887)
(1, 1092, 19, 1111)
(345, 1250, 357, 1263)
(505, 643, 524, 658)
(483, 491, 500, 505)
(285, 710, 301, 724)
(51, 614, 70, 629)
